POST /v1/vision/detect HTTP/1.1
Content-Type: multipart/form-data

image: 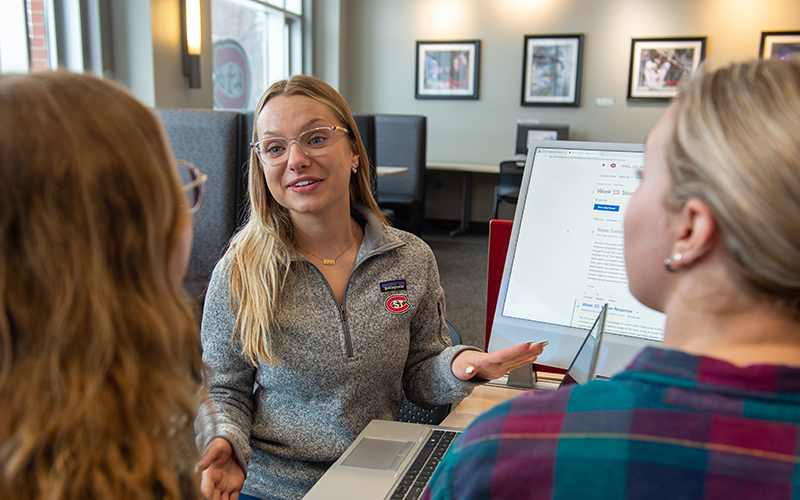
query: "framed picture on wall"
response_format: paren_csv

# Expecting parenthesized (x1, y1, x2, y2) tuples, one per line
(760, 31, 800, 60)
(415, 40, 480, 99)
(627, 37, 706, 101)
(520, 34, 583, 107)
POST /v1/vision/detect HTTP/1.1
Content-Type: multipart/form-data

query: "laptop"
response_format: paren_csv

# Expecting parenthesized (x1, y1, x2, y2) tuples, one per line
(303, 418, 458, 500)
(305, 307, 607, 500)
(560, 303, 608, 387)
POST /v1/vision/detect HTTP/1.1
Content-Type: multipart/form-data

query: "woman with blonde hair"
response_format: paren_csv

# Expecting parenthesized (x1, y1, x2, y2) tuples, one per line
(425, 57, 800, 499)
(0, 71, 205, 499)
(197, 74, 544, 500)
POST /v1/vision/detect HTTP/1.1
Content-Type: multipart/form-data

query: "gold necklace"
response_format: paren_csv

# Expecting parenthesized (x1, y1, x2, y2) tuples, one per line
(299, 237, 356, 266)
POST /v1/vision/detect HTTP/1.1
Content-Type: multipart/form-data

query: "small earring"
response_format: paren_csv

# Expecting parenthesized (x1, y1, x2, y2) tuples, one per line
(351, 161, 358, 174)
(663, 253, 683, 272)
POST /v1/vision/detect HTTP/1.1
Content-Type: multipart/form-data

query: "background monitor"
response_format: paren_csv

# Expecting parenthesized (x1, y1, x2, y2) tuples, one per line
(489, 140, 664, 378)
(515, 123, 570, 156)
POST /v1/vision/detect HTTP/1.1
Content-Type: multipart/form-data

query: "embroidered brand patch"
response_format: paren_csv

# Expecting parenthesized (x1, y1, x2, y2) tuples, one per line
(385, 295, 411, 314)
(379, 280, 407, 293)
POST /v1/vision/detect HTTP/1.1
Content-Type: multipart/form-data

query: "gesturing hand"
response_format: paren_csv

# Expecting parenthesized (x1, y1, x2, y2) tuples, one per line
(451, 341, 546, 381)
(199, 437, 246, 500)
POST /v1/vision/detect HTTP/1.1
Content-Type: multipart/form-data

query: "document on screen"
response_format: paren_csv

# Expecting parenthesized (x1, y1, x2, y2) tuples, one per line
(501, 146, 665, 342)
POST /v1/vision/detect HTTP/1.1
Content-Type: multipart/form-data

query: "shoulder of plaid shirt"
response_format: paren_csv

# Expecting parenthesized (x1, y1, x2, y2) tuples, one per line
(422, 345, 800, 500)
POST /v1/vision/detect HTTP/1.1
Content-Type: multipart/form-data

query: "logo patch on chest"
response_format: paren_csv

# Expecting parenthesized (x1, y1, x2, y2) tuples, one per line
(385, 295, 411, 314)
(380, 280, 407, 293)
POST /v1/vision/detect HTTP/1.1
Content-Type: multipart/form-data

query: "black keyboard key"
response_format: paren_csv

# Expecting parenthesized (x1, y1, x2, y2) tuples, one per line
(390, 430, 459, 499)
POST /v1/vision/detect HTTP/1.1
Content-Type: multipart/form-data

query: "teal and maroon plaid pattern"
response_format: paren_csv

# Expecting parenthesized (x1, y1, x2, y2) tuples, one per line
(423, 347, 800, 499)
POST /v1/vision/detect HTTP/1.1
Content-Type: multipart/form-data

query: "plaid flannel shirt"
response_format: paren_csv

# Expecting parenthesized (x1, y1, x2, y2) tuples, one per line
(423, 347, 800, 499)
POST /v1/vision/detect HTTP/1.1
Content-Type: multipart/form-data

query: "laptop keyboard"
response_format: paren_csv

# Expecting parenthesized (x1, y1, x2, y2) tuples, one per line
(389, 429, 458, 500)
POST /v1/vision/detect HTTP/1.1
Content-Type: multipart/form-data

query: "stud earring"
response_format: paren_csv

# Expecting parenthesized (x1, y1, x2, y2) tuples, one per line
(663, 253, 683, 272)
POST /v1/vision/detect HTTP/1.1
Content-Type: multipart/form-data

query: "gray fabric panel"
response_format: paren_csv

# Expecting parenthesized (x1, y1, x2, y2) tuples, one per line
(352, 113, 377, 198)
(157, 109, 248, 292)
(374, 114, 427, 234)
(375, 114, 426, 199)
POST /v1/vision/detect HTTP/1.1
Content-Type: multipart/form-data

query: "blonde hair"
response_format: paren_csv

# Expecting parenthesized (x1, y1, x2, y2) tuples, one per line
(228, 74, 385, 366)
(0, 72, 203, 499)
(668, 58, 800, 308)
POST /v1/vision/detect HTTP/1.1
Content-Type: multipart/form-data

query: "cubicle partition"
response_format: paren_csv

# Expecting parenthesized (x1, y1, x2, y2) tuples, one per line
(157, 108, 250, 309)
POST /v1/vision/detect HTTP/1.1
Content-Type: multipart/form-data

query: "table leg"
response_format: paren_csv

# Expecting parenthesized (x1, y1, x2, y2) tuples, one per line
(449, 171, 473, 237)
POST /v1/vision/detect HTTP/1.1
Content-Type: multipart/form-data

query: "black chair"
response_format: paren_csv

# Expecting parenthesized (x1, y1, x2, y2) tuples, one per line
(375, 114, 427, 236)
(157, 109, 250, 312)
(398, 319, 461, 425)
(492, 160, 525, 219)
(352, 113, 378, 199)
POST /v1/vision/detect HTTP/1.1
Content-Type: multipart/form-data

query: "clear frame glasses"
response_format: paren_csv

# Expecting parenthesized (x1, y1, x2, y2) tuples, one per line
(251, 125, 350, 167)
(177, 160, 207, 214)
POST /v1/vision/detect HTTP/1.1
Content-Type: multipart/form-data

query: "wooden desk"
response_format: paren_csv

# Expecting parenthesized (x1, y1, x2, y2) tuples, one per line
(441, 372, 562, 429)
(426, 162, 499, 237)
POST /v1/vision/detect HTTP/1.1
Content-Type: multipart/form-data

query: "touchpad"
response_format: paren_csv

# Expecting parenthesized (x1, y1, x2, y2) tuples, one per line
(341, 438, 415, 470)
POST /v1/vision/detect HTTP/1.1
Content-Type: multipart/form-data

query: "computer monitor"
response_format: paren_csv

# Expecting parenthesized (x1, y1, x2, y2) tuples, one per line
(515, 123, 569, 156)
(488, 140, 664, 378)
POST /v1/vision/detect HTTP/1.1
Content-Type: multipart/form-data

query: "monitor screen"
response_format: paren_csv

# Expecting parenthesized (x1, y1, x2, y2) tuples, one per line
(488, 140, 665, 377)
(515, 123, 569, 156)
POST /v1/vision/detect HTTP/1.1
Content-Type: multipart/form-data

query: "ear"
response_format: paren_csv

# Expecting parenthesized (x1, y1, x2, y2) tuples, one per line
(670, 198, 717, 269)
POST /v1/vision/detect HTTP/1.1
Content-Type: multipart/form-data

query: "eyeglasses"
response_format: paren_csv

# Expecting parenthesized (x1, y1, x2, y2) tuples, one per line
(251, 125, 350, 167)
(177, 160, 207, 214)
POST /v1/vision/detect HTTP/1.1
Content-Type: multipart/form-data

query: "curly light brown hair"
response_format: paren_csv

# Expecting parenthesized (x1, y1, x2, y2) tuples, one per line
(0, 71, 203, 500)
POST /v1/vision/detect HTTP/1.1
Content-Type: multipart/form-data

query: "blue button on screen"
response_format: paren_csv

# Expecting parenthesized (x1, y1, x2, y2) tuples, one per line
(594, 204, 620, 212)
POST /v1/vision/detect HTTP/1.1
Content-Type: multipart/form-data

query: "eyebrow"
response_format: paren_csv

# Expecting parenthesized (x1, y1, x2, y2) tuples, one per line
(261, 118, 329, 138)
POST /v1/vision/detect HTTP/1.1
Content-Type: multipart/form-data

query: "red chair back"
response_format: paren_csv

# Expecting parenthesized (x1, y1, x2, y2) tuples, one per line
(485, 219, 513, 350)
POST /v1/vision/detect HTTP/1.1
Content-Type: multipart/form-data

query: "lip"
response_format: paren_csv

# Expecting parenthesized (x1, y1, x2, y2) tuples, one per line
(288, 176, 323, 193)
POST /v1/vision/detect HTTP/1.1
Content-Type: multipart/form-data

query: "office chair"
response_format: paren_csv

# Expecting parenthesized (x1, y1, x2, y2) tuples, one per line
(492, 160, 525, 219)
(398, 319, 461, 425)
(375, 114, 427, 236)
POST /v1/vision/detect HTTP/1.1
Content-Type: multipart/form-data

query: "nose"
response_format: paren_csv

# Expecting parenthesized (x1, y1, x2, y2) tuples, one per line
(286, 140, 309, 171)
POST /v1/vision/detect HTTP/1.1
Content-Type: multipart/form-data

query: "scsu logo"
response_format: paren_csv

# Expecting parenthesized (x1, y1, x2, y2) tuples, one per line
(385, 295, 411, 314)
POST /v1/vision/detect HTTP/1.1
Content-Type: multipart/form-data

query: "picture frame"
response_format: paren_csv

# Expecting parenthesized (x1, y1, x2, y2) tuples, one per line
(415, 40, 480, 100)
(520, 34, 584, 107)
(760, 31, 800, 60)
(627, 37, 706, 101)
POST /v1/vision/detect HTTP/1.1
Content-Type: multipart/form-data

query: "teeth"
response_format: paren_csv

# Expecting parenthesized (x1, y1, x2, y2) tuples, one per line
(294, 180, 315, 187)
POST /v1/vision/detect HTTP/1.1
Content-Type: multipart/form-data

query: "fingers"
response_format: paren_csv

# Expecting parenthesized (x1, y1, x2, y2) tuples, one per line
(201, 469, 218, 500)
(453, 341, 549, 381)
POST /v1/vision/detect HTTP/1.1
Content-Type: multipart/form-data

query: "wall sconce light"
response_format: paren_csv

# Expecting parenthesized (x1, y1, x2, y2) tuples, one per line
(181, 0, 201, 88)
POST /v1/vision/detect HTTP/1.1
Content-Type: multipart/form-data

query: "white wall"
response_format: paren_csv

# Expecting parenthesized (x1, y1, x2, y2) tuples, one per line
(151, 0, 214, 108)
(110, 0, 155, 106)
(112, 0, 213, 108)
(337, 0, 800, 220)
(311, 0, 342, 90)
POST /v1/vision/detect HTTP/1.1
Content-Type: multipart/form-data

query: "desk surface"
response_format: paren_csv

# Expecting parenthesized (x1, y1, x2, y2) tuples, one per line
(441, 373, 562, 429)
(377, 166, 409, 176)
(427, 162, 499, 174)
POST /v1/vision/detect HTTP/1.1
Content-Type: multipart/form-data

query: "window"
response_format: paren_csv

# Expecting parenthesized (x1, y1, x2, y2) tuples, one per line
(0, 0, 111, 76)
(211, 0, 304, 111)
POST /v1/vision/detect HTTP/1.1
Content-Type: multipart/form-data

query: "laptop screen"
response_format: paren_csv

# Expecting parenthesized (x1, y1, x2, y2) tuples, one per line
(488, 140, 665, 377)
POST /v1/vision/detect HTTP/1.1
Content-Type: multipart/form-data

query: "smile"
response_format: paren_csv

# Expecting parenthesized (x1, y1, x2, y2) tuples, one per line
(292, 179, 318, 188)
